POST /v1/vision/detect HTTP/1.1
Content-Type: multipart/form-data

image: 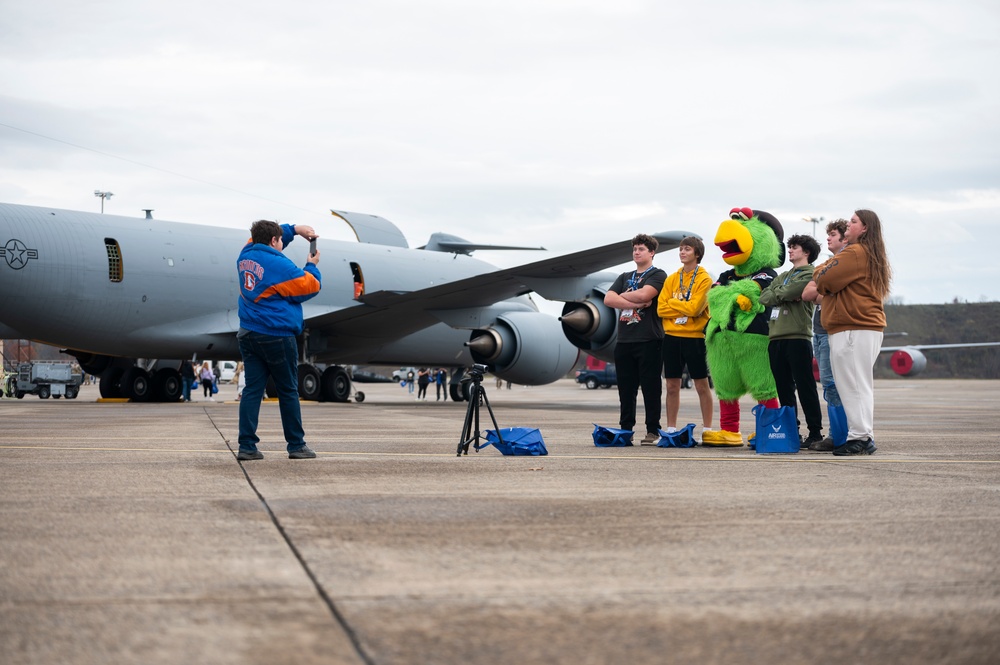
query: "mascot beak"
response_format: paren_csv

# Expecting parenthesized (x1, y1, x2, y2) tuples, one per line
(714, 219, 754, 266)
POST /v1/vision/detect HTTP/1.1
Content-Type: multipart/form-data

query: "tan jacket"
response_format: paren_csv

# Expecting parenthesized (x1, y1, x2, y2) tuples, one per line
(813, 244, 885, 334)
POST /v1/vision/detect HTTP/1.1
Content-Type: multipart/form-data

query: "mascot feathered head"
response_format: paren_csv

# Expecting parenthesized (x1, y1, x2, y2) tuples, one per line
(713, 207, 785, 275)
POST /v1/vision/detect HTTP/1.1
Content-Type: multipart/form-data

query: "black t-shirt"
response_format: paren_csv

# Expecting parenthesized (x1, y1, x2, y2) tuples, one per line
(714, 267, 777, 337)
(609, 266, 667, 343)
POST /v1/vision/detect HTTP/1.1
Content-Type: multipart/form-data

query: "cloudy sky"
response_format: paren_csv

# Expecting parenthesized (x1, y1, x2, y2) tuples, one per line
(2, 0, 998, 306)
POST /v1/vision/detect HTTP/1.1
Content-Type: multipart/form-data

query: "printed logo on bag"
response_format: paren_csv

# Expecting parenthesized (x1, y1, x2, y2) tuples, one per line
(769, 424, 787, 439)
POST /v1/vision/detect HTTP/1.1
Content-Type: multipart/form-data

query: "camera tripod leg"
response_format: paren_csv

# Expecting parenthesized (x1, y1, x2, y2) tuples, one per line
(457, 385, 480, 456)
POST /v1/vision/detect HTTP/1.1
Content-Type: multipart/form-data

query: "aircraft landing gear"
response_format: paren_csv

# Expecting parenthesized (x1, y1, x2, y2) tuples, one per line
(320, 365, 351, 402)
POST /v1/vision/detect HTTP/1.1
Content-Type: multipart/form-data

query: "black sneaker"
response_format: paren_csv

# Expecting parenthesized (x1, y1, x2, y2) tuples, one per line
(237, 450, 264, 461)
(288, 445, 317, 459)
(802, 432, 824, 448)
(809, 437, 835, 452)
(832, 438, 877, 456)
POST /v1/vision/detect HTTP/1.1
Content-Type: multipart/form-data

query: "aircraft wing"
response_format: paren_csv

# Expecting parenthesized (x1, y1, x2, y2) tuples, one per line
(880, 342, 1000, 352)
(302, 230, 691, 338)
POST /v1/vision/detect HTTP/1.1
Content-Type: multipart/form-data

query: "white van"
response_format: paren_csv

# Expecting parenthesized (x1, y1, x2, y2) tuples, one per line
(217, 361, 238, 383)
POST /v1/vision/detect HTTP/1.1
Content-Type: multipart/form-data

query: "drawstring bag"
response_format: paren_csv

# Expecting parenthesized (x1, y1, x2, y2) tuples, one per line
(752, 405, 799, 454)
(211, 380, 219, 395)
(482, 428, 548, 456)
(657, 423, 697, 448)
(592, 424, 634, 447)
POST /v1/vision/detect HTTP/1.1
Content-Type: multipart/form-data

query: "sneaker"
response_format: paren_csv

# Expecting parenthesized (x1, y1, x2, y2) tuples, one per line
(237, 450, 264, 461)
(640, 432, 659, 445)
(832, 438, 877, 456)
(802, 432, 824, 448)
(288, 445, 317, 459)
(809, 437, 835, 452)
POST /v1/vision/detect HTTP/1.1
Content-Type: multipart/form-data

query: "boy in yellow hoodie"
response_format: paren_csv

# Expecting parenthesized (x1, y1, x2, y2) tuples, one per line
(656, 236, 714, 442)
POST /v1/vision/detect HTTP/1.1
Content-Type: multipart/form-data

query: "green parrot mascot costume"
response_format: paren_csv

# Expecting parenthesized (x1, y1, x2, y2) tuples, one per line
(700, 207, 785, 447)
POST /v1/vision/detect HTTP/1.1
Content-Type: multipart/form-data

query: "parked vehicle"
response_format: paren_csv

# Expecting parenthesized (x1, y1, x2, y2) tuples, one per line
(217, 360, 238, 383)
(575, 363, 617, 389)
(4, 362, 82, 399)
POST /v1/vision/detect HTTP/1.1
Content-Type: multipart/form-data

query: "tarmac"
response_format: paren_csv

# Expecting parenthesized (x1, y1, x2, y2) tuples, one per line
(1, 377, 999, 665)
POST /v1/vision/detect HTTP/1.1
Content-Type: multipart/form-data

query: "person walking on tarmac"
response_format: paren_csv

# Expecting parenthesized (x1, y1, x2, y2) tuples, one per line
(236, 220, 322, 461)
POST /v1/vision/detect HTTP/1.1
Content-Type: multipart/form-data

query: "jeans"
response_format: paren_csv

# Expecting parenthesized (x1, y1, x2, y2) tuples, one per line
(238, 331, 307, 454)
(813, 331, 841, 407)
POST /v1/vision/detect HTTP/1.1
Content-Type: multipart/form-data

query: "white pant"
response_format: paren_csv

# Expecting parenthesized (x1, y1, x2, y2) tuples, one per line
(829, 329, 883, 441)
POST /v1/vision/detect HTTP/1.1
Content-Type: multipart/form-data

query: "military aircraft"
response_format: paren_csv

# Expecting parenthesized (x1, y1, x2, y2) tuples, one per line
(0, 202, 690, 402)
(880, 340, 1000, 376)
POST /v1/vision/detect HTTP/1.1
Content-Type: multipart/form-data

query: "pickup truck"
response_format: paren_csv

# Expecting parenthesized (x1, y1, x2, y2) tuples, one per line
(575, 364, 617, 389)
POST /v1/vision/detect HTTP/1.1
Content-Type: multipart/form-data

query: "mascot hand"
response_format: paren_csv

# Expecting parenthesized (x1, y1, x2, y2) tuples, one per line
(736, 294, 753, 312)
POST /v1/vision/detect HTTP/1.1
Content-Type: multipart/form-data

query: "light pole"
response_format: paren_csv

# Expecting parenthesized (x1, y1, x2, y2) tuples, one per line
(94, 190, 114, 213)
(802, 216, 823, 240)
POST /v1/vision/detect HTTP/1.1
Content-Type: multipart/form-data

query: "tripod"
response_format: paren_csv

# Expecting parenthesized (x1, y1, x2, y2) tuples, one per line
(456, 372, 503, 456)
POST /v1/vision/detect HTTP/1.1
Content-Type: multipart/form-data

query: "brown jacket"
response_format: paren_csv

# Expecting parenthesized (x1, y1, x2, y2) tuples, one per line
(813, 244, 886, 335)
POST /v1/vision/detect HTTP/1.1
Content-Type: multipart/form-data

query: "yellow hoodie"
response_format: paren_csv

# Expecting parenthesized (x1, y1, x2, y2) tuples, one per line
(657, 265, 713, 338)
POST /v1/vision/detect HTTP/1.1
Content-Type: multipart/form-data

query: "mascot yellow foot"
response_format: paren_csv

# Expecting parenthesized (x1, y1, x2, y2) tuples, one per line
(701, 430, 744, 447)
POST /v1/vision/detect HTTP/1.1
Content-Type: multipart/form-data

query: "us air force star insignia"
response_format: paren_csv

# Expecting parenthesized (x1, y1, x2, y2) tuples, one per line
(0, 239, 39, 270)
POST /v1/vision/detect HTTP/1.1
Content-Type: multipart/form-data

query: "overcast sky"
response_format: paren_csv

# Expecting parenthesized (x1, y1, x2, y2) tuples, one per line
(2, 0, 998, 306)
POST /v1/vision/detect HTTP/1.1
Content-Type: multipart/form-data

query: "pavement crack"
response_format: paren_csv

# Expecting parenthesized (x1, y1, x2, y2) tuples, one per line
(202, 409, 376, 665)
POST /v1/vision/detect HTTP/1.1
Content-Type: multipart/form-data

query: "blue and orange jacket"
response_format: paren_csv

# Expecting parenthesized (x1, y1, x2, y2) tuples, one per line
(237, 224, 322, 337)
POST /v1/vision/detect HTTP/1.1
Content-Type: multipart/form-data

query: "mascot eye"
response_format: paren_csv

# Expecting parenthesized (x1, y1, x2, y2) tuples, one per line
(729, 207, 753, 221)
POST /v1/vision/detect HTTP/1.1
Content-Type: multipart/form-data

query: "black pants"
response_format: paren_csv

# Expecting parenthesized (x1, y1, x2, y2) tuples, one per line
(614, 339, 663, 434)
(768, 338, 823, 437)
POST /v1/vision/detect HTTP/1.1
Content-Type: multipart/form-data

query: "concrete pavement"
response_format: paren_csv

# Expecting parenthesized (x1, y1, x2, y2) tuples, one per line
(2, 378, 999, 664)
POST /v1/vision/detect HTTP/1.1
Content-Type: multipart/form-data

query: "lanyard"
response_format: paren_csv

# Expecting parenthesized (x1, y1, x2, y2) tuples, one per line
(782, 267, 804, 286)
(677, 266, 699, 301)
(628, 266, 654, 291)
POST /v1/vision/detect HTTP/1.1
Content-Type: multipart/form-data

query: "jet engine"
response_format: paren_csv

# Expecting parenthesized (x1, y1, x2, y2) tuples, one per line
(889, 347, 927, 376)
(466, 312, 579, 385)
(559, 293, 618, 362)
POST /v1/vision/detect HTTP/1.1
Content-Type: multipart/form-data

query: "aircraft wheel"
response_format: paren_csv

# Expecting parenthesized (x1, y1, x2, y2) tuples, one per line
(449, 383, 464, 402)
(320, 365, 351, 403)
(64, 384, 79, 399)
(100, 367, 125, 399)
(298, 364, 322, 401)
(121, 367, 152, 402)
(152, 368, 182, 402)
(38, 385, 51, 399)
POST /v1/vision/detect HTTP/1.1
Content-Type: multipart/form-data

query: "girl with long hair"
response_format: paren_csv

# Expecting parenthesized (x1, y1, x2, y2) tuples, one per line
(812, 209, 892, 455)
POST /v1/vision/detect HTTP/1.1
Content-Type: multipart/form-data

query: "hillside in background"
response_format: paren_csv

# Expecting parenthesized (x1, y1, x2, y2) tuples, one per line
(878, 302, 1000, 379)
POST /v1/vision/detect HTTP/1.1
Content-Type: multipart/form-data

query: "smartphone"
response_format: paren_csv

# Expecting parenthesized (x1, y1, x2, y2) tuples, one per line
(309, 238, 317, 255)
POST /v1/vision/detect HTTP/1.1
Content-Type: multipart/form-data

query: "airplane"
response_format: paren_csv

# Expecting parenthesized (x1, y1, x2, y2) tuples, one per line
(879, 339, 1000, 376)
(0, 202, 691, 402)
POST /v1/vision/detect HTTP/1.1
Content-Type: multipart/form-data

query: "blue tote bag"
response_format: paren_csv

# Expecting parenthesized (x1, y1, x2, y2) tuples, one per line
(483, 428, 548, 456)
(592, 424, 634, 447)
(752, 405, 799, 454)
(656, 423, 697, 448)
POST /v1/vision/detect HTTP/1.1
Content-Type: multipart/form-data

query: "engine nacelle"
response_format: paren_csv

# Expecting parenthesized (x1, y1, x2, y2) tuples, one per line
(890, 347, 927, 376)
(466, 312, 580, 385)
(559, 292, 618, 362)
